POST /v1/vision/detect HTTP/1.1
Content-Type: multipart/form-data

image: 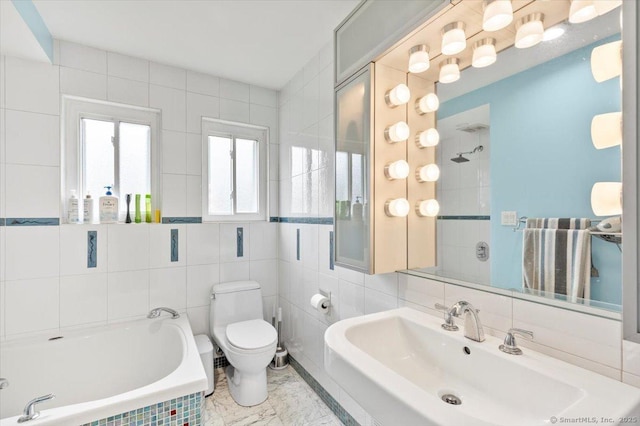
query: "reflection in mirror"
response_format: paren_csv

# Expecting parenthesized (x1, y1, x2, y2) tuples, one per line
(414, 10, 622, 311)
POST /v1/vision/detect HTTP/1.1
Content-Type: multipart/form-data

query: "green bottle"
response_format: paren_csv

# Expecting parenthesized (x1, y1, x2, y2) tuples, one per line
(145, 194, 152, 223)
(135, 194, 142, 223)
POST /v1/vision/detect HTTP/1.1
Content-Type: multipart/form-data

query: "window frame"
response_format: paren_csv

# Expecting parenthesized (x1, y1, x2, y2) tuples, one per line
(201, 118, 268, 222)
(62, 96, 161, 222)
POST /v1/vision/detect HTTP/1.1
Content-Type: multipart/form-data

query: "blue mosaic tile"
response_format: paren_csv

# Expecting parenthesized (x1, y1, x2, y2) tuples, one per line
(170, 229, 179, 262)
(437, 215, 490, 220)
(87, 231, 97, 268)
(161, 217, 202, 224)
(80, 392, 203, 426)
(5, 218, 59, 226)
(271, 217, 334, 225)
(237, 227, 244, 257)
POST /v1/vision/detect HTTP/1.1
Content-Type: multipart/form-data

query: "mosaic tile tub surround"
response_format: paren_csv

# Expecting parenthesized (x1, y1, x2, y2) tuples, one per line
(80, 392, 203, 426)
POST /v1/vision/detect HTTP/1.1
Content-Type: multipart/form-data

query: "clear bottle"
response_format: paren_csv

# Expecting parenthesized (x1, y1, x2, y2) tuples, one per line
(68, 190, 80, 224)
(99, 186, 119, 224)
(352, 196, 363, 221)
(83, 192, 95, 224)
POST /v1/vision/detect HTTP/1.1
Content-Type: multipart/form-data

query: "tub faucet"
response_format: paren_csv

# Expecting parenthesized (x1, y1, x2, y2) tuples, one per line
(436, 301, 485, 342)
(0, 378, 8, 389)
(147, 307, 180, 319)
(18, 394, 55, 423)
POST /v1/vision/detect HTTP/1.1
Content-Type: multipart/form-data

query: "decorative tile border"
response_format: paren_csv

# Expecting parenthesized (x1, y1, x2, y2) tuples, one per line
(162, 217, 202, 224)
(87, 231, 97, 268)
(170, 229, 179, 262)
(289, 356, 360, 426)
(329, 231, 335, 270)
(237, 227, 244, 257)
(5, 218, 60, 226)
(437, 215, 491, 220)
(270, 217, 334, 225)
(80, 391, 203, 426)
(0, 218, 4, 226)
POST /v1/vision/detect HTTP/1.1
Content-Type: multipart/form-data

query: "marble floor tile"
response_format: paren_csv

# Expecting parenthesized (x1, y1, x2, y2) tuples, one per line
(204, 365, 341, 426)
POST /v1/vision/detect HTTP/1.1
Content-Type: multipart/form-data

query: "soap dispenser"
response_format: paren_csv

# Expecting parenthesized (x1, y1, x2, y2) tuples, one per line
(352, 196, 363, 221)
(99, 186, 119, 223)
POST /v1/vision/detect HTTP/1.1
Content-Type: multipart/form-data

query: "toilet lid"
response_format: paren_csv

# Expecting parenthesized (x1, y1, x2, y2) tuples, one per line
(226, 319, 277, 350)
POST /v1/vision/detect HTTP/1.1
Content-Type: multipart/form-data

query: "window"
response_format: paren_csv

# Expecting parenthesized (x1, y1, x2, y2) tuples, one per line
(202, 119, 268, 221)
(63, 96, 160, 222)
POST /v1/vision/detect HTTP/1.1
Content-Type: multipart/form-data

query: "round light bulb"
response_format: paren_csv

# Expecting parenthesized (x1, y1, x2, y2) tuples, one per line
(416, 128, 440, 148)
(483, 0, 513, 32)
(472, 38, 497, 68)
(385, 121, 410, 143)
(408, 45, 430, 73)
(416, 93, 439, 114)
(441, 22, 466, 56)
(417, 164, 440, 182)
(417, 199, 440, 217)
(515, 14, 544, 49)
(385, 160, 410, 180)
(385, 198, 411, 217)
(385, 83, 411, 107)
(591, 40, 622, 83)
(439, 58, 460, 84)
(569, 0, 597, 24)
(591, 112, 622, 149)
(594, 0, 622, 16)
(591, 182, 622, 216)
(542, 25, 565, 41)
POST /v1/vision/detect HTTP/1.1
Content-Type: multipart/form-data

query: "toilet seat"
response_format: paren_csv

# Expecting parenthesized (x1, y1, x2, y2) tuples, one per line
(226, 319, 277, 351)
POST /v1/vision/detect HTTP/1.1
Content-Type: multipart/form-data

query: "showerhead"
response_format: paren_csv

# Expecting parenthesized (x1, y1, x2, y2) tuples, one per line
(451, 154, 470, 163)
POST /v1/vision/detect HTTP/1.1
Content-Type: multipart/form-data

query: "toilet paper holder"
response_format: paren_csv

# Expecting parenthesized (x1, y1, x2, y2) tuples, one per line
(319, 289, 332, 309)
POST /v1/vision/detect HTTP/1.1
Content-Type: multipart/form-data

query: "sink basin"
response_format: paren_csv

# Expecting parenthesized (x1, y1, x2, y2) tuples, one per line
(324, 307, 640, 426)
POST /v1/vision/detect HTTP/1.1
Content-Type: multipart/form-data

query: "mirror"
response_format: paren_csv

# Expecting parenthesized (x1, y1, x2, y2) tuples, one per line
(410, 8, 623, 311)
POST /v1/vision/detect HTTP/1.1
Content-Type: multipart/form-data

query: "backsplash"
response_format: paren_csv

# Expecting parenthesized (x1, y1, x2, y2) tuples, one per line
(0, 41, 279, 340)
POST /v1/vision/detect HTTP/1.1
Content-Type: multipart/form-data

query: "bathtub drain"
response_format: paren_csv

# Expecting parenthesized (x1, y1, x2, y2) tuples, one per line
(441, 394, 462, 405)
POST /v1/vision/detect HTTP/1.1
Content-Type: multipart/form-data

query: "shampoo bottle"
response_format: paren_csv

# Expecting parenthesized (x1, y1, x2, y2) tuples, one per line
(99, 186, 119, 224)
(68, 190, 80, 224)
(83, 192, 95, 224)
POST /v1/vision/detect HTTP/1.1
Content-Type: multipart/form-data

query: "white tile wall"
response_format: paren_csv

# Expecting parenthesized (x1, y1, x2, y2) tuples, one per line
(0, 41, 278, 341)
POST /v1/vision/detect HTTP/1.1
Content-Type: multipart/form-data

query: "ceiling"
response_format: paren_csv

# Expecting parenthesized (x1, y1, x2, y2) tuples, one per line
(33, 0, 359, 90)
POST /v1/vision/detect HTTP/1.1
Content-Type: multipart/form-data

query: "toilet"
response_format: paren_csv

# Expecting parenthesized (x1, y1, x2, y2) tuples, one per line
(209, 280, 277, 406)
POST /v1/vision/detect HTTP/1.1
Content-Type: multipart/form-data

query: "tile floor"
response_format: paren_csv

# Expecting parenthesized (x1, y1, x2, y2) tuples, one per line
(204, 366, 343, 426)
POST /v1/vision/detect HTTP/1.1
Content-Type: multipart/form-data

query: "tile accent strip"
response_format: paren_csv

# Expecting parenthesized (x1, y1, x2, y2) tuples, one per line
(87, 231, 97, 268)
(5, 218, 60, 226)
(437, 215, 491, 220)
(271, 217, 334, 225)
(237, 227, 244, 257)
(289, 356, 360, 426)
(162, 216, 202, 224)
(329, 231, 335, 270)
(0, 218, 4, 226)
(170, 228, 179, 262)
(80, 391, 203, 426)
(296, 228, 301, 261)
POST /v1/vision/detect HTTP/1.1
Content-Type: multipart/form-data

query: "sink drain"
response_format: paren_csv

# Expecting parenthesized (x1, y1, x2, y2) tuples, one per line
(441, 394, 462, 405)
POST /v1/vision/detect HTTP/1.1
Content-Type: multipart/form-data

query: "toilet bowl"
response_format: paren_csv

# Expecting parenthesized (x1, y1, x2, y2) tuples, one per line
(210, 281, 277, 406)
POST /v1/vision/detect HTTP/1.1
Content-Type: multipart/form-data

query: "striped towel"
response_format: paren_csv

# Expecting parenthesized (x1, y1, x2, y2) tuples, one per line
(526, 218, 591, 229)
(522, 229, 591, 302)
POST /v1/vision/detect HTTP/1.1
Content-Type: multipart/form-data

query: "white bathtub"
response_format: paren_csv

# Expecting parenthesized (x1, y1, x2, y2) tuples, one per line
(0, 316, 207, 425)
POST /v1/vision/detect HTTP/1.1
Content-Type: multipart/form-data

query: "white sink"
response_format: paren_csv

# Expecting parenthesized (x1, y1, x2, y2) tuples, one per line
(324, 307, 640, 426)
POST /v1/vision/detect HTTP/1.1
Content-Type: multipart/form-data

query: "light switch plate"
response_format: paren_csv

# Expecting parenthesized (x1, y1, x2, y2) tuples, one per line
(501, 211, 517, 226)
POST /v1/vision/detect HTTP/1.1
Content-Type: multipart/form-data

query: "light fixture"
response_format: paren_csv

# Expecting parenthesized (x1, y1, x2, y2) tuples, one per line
(408, 45, 430, 73)
(384, 121, 410, 143)
(515, 13, 544, 49)
(416, 199, 440, 217)
(472, 38, 497, 68)
(569, 0, 597, 24)
(594, 0, 622, 16)
(441, 22, 466, 56)
(591, 182, 622, 216)
(416, 93, 439, 114)
(385, 198, 411, 217)
(591, 40, 622, 83)
(385, 160, 411, 180)
(542, 25, 565, 42)
(416, 128, 440, 148)
(385, 83, 411, 107)
(482, 0, 513, 32)
(591, 112, 622, 149)
(439, 58, 460, 84)
(416, 164, 440, 182)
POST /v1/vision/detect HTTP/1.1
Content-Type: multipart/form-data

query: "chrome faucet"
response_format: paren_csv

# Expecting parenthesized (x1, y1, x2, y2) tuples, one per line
(435, 301, 485, 342)
(499, 328, 534, 355)
(18, 394, 55, 423)
(147, 307, 180, 319)
(0, 378, 8, 389)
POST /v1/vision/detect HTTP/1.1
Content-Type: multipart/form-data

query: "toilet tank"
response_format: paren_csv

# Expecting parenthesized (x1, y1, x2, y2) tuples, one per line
(210, 281, 264, 331)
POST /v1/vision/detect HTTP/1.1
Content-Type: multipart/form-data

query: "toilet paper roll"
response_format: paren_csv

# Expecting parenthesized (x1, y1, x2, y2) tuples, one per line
(310, 294, 330, 313)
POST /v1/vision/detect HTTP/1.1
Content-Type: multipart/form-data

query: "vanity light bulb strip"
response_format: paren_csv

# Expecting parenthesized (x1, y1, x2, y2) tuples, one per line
(417, 199, 440, 217)
(385, 83, 411, 107)
(385, 121, 410, 143)
(385, 198, 411, 217)
(416, 164, 440, 182)
(385, 160, 411, 180)
(416, 128, 440, 148)
(416, 93, 439, 114)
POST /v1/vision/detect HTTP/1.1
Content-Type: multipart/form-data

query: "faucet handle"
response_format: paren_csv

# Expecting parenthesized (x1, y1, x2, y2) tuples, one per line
(500, 328, 534, 355)
(434, 303, 459, 331)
